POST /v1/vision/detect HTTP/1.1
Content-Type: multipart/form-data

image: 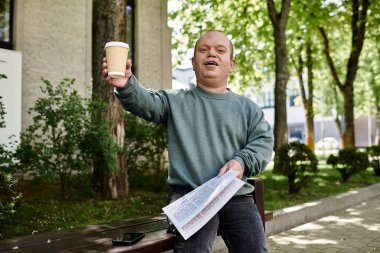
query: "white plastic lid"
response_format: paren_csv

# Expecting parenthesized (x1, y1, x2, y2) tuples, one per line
(104, 41, 129, 49)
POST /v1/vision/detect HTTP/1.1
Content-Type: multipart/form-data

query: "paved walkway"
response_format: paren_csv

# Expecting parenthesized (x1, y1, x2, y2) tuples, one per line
(266, 196, 380, 253)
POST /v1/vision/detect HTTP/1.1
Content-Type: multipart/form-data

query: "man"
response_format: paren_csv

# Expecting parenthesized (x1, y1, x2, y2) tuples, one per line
(102, 30, 274, 253)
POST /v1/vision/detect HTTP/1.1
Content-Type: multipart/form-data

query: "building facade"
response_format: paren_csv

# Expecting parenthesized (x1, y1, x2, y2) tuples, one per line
(0, 0, 171, 144)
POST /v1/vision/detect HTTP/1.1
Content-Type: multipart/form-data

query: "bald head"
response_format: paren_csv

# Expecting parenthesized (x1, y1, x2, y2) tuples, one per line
(193, 30, 234, 60)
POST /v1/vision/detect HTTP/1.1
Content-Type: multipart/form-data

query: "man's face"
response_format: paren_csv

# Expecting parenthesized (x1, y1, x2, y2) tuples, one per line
(192, 31, 235, 87)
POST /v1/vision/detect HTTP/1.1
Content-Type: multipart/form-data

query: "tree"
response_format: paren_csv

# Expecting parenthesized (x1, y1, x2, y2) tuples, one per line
(318, 0, 369, 148)
(362, 1, 380, 144)
(368, 47, 380, 144)
(286, 0, 332, 151)
(291, 40, 315, 150)
(267, 0, 291, 152)
(92, 0, 129, 199)
(169, 0, 273, 87)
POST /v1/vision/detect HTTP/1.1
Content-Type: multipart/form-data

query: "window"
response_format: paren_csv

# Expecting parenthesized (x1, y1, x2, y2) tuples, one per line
(126, 1, 135, 72)
(0, 0, 13, 49)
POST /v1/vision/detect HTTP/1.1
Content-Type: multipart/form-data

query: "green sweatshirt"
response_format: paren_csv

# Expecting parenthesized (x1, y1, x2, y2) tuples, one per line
(115, 75, 274, 195)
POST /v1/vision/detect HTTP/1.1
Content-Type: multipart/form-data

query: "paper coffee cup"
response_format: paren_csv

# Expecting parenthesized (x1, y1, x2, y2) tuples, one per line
(104, 41, 129, 78)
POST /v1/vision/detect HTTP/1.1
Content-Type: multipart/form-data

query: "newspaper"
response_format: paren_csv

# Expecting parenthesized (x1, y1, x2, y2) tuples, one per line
(162, 170, 245, 240)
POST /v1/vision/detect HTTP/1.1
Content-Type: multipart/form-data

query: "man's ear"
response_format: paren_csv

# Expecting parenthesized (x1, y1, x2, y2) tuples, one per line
(230, 58, 236, 72)
(191, 57, 195, 70)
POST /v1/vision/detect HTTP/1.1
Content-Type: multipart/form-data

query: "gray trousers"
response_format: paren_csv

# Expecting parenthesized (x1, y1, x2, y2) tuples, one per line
(168, 186, 268, 253)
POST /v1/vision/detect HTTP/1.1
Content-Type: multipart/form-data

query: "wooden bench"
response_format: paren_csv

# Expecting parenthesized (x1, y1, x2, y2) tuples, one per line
(0, 179, 273, 253)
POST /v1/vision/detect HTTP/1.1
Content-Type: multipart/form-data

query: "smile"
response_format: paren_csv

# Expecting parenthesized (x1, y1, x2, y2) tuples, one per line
(204, 61, 218, 66)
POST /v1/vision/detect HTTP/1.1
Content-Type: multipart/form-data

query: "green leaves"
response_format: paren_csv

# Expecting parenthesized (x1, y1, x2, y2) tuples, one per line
(124, 112, 168, 191)
(0, 74, 20, 223)
(0, 172, 22, 223)
(16, 78, 101, 199)
(0, 98, 5, 130)
(169, 0, 379, 112)
(327, 148, 369, 182)
(0, 74, 7, 129)
(273, 142, 319, 194)
(169, 0, 271, 87)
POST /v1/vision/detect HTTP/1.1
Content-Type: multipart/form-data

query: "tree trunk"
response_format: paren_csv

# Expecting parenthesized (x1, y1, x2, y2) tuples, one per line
(92, 0, 129, 199)
(305, 115, 314, 149)
(375, 102, 380, 145)
(267, 0, 291, 152)
(294, 41, 315, 151)
(318, 0, 369, 148)
(342, 84, 355, 147)
(305, 42, 315, 150)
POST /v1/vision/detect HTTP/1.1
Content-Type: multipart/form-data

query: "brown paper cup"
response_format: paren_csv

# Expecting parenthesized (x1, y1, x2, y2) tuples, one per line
(105, 42, 129, 78)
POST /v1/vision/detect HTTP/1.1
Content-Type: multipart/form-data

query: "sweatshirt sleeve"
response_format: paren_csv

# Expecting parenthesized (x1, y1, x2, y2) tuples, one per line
(233, 109, 274, 177)
(114, 75, 169, 124)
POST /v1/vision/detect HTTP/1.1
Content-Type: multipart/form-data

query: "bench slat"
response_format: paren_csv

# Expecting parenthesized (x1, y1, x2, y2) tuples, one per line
(0, 215, 169, 252)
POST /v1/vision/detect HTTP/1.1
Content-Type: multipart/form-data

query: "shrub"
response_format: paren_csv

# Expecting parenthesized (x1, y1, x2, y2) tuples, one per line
(0, 73, 10, 166)
(0, 73, 21, 224)
(80, 94, 120, 172)
(0, 93, 12, 170)
(273, 142, 318, 194)
(326, 154, 338, 167)
(15, 78, 94, 199)
(124, 112, 168, 192)
(0, 172, 22, 224)
(367, 145, 380, 176)
(326, 148, 369, 182)
(0, 85, 5, 129)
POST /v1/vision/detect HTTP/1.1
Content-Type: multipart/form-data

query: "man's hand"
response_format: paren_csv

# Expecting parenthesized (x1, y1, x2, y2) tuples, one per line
(102, 57, 133, 88)
(218, 159, 243, 179)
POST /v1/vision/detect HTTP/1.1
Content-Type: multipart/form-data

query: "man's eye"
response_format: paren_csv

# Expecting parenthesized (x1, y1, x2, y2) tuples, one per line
(200, 48, 208, 52)
(217, 49, 226, 53)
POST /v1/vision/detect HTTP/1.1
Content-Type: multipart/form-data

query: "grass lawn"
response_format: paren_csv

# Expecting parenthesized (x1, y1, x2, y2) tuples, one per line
(258, 160, 380, 210)
(0, 181, 168, 239)
(1, 161, 380, 239)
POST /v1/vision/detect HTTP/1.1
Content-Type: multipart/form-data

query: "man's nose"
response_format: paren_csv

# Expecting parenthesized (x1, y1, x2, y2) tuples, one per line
(208, 48, 217, 57)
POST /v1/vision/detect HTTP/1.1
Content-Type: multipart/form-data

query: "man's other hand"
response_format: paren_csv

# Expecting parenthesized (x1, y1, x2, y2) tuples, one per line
(218, 159, 243, 179)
